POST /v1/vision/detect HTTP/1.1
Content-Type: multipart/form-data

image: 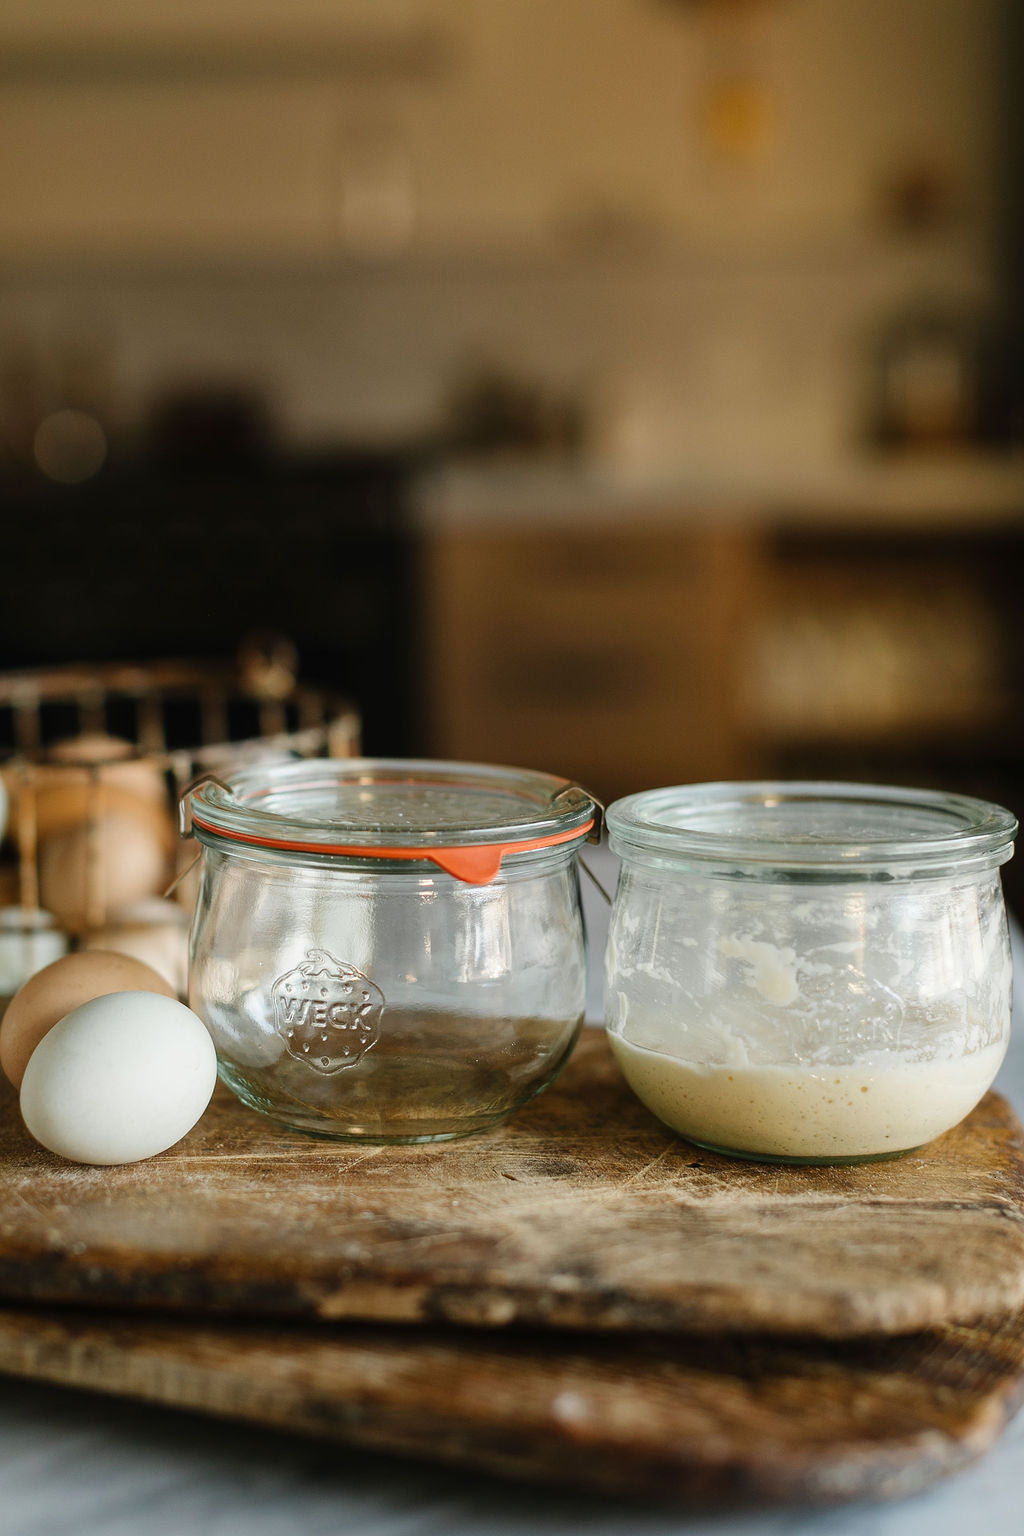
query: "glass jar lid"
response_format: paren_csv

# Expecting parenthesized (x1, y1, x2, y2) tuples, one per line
(185, 758, 596, 883)
(606, 781, 1017, 877)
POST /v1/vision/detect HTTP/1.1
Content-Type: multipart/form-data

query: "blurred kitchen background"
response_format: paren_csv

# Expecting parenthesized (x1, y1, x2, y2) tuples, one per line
(1, 0, 1023, 887)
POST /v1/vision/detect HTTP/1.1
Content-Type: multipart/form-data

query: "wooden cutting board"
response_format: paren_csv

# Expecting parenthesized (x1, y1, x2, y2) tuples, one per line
(1, 1303, 1023, 1504)
(2, 1032, 1024, 1339)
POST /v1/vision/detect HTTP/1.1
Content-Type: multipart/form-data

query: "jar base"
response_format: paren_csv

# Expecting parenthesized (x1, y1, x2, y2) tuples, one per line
(254, 1111, 511, 1144)
(678, 1133, 924, 1167)
(216, 1031, 579, 1144)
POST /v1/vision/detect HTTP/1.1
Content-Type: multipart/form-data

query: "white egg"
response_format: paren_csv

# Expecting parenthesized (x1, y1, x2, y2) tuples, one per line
(19, 991, 217, 1165)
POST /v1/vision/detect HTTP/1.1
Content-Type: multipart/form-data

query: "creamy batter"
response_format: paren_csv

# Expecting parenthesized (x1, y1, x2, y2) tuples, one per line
(609, 1032, 1008, 1160)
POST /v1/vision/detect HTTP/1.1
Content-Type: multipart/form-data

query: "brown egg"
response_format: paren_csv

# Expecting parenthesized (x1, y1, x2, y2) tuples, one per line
(3, 741, 168, 848)
(49, 734, 168, 807)
(84, 897, 190, 997)
(18, 776, 171, 842)
(50, 732, 135, 763)
(36, 788, 175, 934)
(0, 949, 177, 1088)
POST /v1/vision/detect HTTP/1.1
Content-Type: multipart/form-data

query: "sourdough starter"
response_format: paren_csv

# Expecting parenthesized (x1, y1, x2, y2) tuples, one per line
(610, 1030, 1007, 1159)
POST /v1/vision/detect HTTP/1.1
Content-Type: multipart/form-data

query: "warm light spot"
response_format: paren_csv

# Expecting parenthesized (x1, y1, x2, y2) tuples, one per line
(33, 409, 107, 484)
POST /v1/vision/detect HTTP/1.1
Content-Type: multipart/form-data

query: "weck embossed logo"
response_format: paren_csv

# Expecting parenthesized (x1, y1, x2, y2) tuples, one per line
(273, 949, 384, 1074)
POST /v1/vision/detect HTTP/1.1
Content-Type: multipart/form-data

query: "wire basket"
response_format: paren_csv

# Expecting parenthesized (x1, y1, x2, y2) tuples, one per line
(0, 649, 359, 992)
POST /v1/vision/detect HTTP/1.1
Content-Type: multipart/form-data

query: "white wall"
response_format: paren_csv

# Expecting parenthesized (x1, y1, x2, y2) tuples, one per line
(0, 0, 1003, 472)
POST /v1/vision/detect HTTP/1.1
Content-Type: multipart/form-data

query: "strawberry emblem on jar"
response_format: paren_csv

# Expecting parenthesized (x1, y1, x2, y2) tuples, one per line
(273, 949, 384, 1074)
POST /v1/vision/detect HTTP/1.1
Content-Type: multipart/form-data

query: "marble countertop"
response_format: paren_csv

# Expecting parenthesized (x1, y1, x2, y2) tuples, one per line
(3, 850, 1024, 1536)
(415, 453, 1024, 530)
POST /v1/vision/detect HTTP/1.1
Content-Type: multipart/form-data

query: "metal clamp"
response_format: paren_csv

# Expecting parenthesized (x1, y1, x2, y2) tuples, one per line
(177, 772, 231, 839)
(551, 782, 612, 903)
(551, 782, 605, 846)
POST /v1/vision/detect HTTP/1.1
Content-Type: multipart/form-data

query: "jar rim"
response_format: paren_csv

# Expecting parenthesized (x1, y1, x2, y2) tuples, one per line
(187, 757, 595, 884)
(606, 780, 1018, 872)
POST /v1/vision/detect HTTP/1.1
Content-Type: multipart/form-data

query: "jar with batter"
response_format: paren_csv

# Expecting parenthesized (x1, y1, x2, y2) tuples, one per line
(604, 781, 1017, 1164)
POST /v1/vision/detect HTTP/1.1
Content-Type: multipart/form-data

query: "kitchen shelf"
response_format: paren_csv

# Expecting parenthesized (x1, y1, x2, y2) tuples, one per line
(0, 31, 453, 84)
(0, 225, 997, 279)
(748, 710, 1021, 755)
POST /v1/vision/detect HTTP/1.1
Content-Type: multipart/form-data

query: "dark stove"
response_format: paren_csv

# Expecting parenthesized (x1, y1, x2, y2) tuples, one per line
(0, 450, 421, 756)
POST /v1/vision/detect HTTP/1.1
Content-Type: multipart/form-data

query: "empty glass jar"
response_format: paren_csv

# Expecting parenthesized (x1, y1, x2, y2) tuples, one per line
(605, 781, 1017, 1164)
(185, 758, 595, 1142)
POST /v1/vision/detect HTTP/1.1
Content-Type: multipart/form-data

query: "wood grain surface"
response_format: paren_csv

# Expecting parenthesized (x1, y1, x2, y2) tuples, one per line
(2, 1032, 1024, 1338)
(1, 1303, 1023, 1504)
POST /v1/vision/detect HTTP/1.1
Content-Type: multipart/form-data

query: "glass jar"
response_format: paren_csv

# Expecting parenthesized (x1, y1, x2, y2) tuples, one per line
(605, 781, 1017, 1164)
(185, 758, 594, 1142)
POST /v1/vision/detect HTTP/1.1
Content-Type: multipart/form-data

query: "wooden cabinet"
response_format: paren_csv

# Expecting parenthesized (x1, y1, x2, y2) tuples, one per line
(419, 521, 759, 803)
(736, 519, 1024, 904)
(739, 522, 1024, 786)
(418, 510, 1024, 862)
(741, 529, 1015, 754)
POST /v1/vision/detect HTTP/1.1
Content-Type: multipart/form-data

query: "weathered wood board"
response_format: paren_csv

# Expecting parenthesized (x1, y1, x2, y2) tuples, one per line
(1, 1304, 1023, 1504)
(2, 1033, 1024, 1338)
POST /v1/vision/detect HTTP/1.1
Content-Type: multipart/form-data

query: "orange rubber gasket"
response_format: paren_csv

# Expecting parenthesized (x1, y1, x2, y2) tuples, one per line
(190, 815, 595, 885)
